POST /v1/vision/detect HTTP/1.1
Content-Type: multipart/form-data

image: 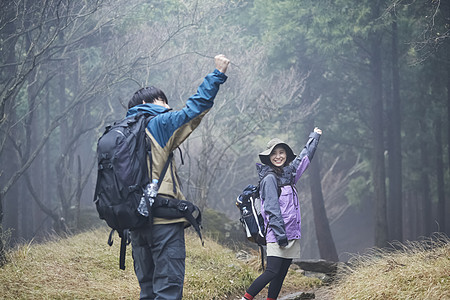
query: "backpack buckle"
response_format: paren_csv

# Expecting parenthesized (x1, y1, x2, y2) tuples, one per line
(178, 202, 188, 212)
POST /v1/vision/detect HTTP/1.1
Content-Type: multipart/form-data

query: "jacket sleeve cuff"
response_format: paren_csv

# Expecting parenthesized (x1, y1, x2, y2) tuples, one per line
(277, 235, 288, 247)
(309, 132, 321, 140)
(213, 69, 228, 82)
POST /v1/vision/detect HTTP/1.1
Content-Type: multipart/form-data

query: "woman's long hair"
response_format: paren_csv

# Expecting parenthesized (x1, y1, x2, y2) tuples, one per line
(270, 165, 283, 176)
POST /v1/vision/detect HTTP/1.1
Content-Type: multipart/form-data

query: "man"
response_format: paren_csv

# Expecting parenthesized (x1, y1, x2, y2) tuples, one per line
(126, 54, 230, 299)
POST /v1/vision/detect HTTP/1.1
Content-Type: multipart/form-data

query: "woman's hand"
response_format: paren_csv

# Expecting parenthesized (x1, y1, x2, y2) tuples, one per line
(277, 236, 288, 247)
(314, 127, 322, 135)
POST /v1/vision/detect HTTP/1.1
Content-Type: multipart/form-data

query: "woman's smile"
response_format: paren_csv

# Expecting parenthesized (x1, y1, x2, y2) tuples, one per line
(270, 146, 287, 167)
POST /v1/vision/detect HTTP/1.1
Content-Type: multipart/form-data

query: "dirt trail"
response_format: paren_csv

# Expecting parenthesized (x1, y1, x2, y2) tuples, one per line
(278, 287, 332, 300)
(244, 287, 331, 300)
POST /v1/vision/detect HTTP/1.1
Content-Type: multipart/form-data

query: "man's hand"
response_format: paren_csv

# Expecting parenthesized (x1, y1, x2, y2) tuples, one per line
(215, 54, 230, 74)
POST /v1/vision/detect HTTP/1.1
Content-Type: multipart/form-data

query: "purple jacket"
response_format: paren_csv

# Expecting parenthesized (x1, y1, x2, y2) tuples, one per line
(258, 132, 321, 244)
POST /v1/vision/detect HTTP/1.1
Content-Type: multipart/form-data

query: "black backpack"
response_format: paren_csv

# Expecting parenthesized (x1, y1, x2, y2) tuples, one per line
(236, 184, 266, 246)
(94, 113, 152, 233)
(236, 173, 281, 269)
(94, 112, 203, 270)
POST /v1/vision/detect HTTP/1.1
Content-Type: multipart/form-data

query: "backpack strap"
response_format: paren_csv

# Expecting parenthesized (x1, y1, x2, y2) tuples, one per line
(259, 244, 265, 270)
(144, 112, 183, 194)
(108, 229, 131, 270)
(115, 113, 172, 270)
(143, 151, 174, 246)
(145, 150, 173, 218)
(119, 230, 130, 270)
(156, 152, 174, 188)
(115, 152, 174, 270)
(146, 136, 174, 190)
(181, 204, 203, 246)
(152, 196, 203, 245)
(177, 147, 184, 165)
(258, 171, 282, 198)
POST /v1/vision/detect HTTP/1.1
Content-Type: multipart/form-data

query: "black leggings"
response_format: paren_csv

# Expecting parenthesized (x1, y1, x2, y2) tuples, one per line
(246, 256, 293, 299)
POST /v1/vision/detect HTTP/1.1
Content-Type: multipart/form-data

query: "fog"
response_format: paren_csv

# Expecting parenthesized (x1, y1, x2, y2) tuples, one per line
(1, 0, 449, 262)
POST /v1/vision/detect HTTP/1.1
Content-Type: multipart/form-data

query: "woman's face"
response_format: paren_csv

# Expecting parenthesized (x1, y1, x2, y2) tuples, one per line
(269, 145, 287, 167)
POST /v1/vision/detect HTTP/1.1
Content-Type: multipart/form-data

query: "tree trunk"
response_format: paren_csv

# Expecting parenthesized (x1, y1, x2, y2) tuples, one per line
(24, 51, 38, 239)
(435, 117, 445, 232)
(445, 59, 450, 235)
(445, 0, 450, 235)
(419, 105, 432, 236)
(447, 46, 450, 235)
(0, 194, 5, 266)
(57, 34, 70, 224)
(387, 13, 403, 242)
(309, 153, 339, 261)
(402, 191, 412, 240)
(369, 14, 388, 247)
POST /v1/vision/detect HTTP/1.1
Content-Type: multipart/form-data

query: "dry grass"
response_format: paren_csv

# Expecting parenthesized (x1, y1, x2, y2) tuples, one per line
(0, 227, 319, 299)
(3, 228, 448, 299)
(329, 234, 450, 300)
(1, 229, 139, 299)
(184, 239, 321, 300)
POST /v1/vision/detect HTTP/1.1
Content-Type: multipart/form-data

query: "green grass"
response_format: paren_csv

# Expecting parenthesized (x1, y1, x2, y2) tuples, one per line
(0, 227, 319, 299)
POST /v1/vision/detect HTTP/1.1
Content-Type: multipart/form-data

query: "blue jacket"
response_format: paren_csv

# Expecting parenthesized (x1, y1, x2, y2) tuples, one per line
(259, 132, 321, 244)
(126, 69, 227, 209)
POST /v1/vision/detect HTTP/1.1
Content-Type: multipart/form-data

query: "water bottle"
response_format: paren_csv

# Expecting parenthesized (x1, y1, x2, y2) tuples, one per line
(138, 194, 149, 217)
(138, 179, 159, 217)
(148, 179, 159, 199)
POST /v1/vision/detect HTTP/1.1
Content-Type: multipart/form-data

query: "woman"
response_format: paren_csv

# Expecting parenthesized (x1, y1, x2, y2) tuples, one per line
(242, 127, 322, 300)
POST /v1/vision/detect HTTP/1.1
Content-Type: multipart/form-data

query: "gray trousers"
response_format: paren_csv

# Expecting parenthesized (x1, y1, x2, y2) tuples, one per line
(130, 222, 186, 300)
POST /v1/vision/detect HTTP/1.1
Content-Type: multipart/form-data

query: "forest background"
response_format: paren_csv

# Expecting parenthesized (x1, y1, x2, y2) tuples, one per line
(1, 0, 449, 264)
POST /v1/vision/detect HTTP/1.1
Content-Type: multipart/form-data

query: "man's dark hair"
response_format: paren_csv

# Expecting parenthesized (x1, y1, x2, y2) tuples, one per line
(128, 86, 168, 109)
